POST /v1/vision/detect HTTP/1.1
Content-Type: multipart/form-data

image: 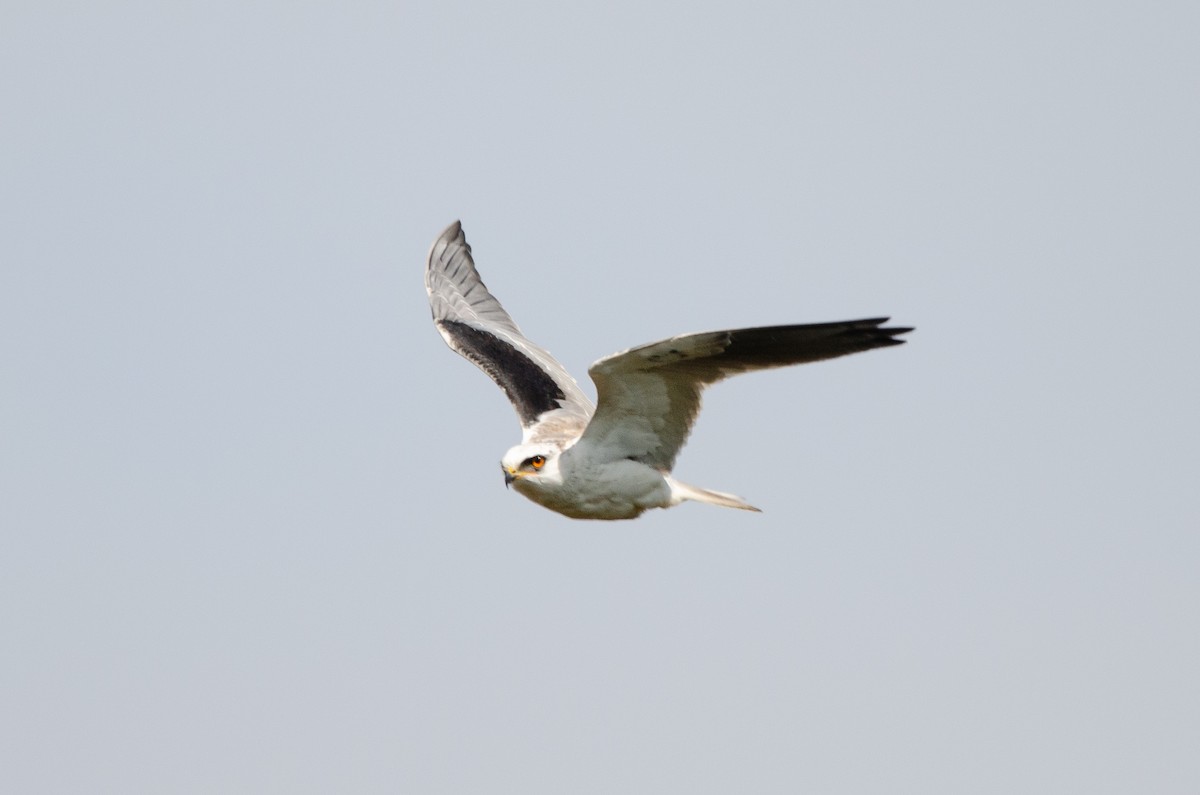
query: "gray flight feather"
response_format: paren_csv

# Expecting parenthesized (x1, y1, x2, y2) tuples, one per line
(582, 320, 912, 470)
(425, 221, 593, 429)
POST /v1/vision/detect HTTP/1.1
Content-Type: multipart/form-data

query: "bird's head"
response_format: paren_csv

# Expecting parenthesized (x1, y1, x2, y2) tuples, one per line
(501, 443, 563, 493)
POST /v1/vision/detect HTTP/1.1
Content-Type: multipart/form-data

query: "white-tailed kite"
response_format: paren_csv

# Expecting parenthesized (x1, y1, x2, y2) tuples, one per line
(425, 221, 912, 520)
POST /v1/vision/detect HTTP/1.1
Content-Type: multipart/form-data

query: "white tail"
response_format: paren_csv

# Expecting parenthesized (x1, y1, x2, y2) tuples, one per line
(667, 478, 761, 513)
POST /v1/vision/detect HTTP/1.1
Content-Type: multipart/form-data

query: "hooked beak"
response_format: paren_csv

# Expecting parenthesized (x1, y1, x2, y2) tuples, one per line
(503, 467, 516, 488)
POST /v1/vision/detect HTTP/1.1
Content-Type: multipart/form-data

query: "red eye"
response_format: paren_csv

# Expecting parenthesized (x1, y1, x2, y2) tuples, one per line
(530, 455, 545, 470)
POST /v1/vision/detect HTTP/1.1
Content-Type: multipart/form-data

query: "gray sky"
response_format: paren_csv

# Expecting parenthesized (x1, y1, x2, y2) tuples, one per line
(2, 1, 1197, 792)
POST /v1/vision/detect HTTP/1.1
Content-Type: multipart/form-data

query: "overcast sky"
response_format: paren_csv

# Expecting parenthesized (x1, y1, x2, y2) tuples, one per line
(2, 2, 1198, 792)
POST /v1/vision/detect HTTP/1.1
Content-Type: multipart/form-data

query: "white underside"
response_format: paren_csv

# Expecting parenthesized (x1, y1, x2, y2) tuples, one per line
(513, 450, 759, 520)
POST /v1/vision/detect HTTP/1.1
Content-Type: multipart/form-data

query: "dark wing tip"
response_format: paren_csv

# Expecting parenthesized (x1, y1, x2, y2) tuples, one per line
(843, 319, 913, 349)
(714, 318, 914, 368)
(874, 323, 914, 344)
(846, 317, 913, 339)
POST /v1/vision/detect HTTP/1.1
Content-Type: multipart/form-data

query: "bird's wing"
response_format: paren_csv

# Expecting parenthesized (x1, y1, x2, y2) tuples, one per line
(425, 221, 594, 430)
(579, 319, 912, 470)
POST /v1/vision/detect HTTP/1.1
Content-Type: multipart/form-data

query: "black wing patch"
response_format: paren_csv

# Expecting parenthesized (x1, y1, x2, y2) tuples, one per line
(439, 320, 566, 426)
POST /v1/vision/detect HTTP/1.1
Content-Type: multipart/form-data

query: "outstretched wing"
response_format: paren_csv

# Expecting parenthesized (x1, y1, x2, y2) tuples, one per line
(579, 319, 912, 470)
(425, 221, 593, 429)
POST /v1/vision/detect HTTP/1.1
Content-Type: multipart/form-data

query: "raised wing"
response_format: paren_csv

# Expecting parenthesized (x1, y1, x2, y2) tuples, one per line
(425, 221, 594, 429)
(580, 319, 912, 470)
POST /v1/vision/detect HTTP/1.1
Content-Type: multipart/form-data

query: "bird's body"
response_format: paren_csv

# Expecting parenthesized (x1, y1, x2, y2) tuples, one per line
(425, 221, 912, 520)
(511, 441, 673, 520)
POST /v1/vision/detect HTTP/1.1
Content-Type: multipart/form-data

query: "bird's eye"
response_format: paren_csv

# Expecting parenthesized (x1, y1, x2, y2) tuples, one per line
(530, 455, 545, 469)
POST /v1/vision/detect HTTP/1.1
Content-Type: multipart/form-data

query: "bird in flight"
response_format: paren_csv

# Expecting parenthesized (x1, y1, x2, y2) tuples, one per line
(425, 221, 912, 520)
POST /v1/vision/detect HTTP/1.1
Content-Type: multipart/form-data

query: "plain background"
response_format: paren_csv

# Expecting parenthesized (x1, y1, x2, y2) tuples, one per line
(3, 2, 1197, 792)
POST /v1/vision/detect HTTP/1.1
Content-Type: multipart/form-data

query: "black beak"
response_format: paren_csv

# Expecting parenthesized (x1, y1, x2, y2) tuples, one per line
(503, 469, 515, 488)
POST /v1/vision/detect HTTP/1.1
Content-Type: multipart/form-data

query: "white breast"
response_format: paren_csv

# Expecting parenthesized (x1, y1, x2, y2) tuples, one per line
(516, 447, 672, 520)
